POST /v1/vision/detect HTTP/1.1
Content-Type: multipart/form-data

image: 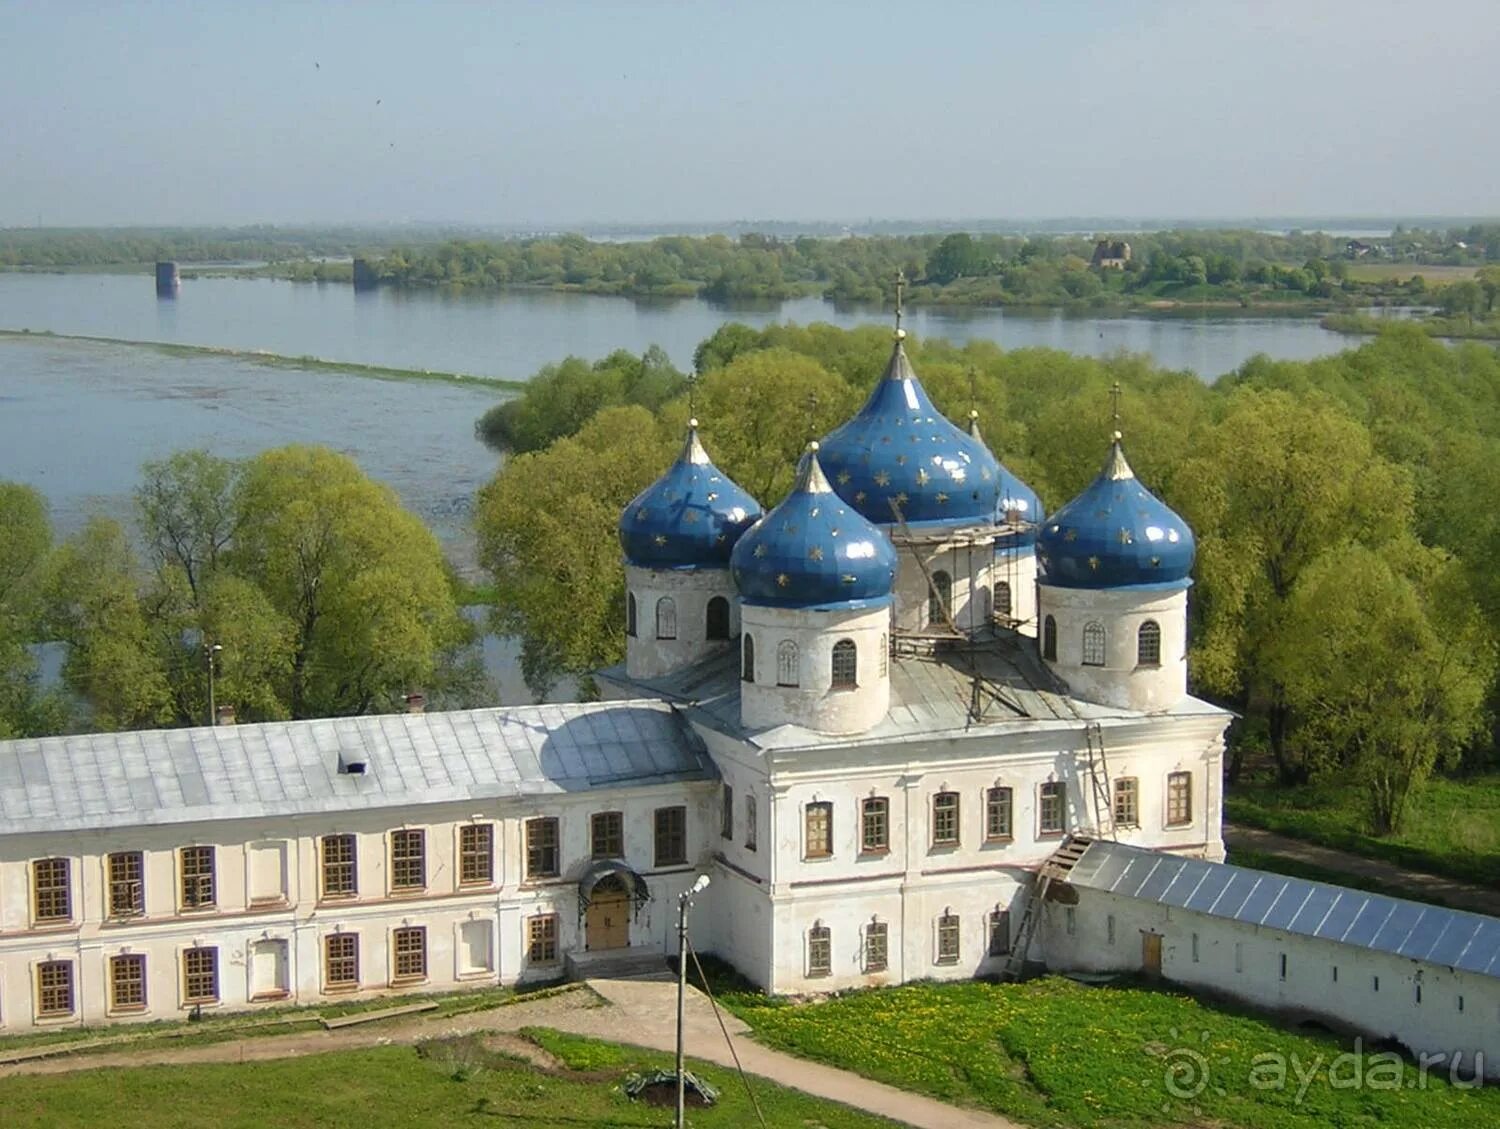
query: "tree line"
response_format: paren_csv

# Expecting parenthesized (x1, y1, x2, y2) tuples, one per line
(474, 322, 1500, 836)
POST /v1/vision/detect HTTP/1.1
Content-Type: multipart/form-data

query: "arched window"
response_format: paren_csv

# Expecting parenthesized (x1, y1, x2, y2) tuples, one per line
(655, 597, 677, 640)
(706, 596, 730, 641)
(1082, 621, 1106, 666)
(741, 634, 755, 683)
(776, 640, 800, 687)
(929, 570, 952, 626)
(1042, 615, 1057, 661)
(831, 639, 858, 690)
(626, 592, 637, 638)
(995, 581, 1012, 618)
(1137, 620, 1162, 667)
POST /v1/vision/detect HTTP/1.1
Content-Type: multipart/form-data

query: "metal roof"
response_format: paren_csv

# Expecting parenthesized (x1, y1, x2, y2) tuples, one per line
(0, 701, 713, 836)
(1066, 840, 1500, 980)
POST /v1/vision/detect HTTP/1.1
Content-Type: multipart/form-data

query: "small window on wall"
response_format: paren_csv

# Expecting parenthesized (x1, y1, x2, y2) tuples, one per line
(460, 823, 494, 885)
(37, 960, 74, 1017)
(1137, 619, 1162, 667)
(805, 801, 833, 858)
(1040, 781, 1066, 835)
(931, 792, 960, 847)
(325, 933, 359, 990)
(1082, 621, 1106, 666)
(393, 926, 427, 982)
(936, 912, 960, 965)
(655, 597, 677, 640)
(108, 851, 145, 918)
(322, 834, 358, 899)
(865, 921, 888, 972)
(706, 596, 730, 640)
(861, 797, 889, 853)
(929, 570, 952, 625)
(776, 640, 800, 687)
(985, 787, 1013, 841)
(526, 817, 560, 879)
(654, 806, 688, 866)
(528, 914, 559, 964)
(996, 580, 1012, 618)
(721, 785, 735, 840)
(1167, 772, 1193, 826)
(808, 923, 832, 977)
(1042, 615, 1057, 661)
(183, 946, 219, 1004)
(988, 910, 1011, 957)
(33, 857, 71, 923)
(626, 592, 637, 637)
(110, 953, 147, 1011)
(591, 811, 624, 859)
(831, 639, 857, 690)
(742, 634, 755, 682)
(745, 794, 758, 851)
(1113, 778, 1139, 827)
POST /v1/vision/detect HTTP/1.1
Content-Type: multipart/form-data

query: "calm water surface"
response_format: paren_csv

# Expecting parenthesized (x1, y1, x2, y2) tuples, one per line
(0, 271, 1357, 381)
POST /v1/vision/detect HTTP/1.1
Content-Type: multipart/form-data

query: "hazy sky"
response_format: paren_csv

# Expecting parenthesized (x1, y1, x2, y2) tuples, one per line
(2, 0, 1496, 227)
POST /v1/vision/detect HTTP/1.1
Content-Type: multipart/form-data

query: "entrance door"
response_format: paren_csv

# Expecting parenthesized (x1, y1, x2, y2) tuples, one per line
(586, 875, 631, 951)
(1142, 932, 1163, 978)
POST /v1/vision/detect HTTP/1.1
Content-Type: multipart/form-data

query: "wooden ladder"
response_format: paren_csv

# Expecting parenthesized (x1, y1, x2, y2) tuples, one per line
(1084, 721, 1116, 840)
(999, 834, 1094, 981)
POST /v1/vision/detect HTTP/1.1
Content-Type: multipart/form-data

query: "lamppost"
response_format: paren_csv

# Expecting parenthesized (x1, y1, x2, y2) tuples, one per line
(204, 642, 222, 727)
(676, 873, 710, 1129)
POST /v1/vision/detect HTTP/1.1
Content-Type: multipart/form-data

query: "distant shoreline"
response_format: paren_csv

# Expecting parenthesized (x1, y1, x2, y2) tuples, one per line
(0, 329, 525, 392)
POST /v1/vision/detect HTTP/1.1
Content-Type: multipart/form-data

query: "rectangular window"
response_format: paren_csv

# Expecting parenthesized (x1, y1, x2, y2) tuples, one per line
(805, 801, 833, 859)
(931, 792, 960, 847)
(988, 910, 1011, 957)
(808, 925, 831, 977)
(591, 811, 623, 860)
(721, 785, 734, 840)
(1113, 778, 1139, 827)
(936, 913, 960, 964)
(108, 851, 145, 917)
(325, 933, 359, 989)
(1191, 933, 1200, 963)
(180, 846, 216, 910)
(985, 787, 1013, 841)
(110, 953, 146, 1011)
(1107, 914, 1116, 945)
(861, 797, 889, 853)
(392, 926, 427, 981)
(1167, 772, 1193, 826)
(654, 806, 687, 867)
(460, 824, 494, 885)
(390, 829, 426, 891)
(1039, 782, 1065, 836)
(1065, 906, 1076, 935)
(1280, 953, 1288, 981)
(183, 946, 219, 1004)
(865, 922, 888, 973)
(527, 914, 559, 964)
(526, 818, 560, 879)
(745, 795, 757, 852)
(1235, 942, 1244, 973)
(37, 960, 74, 1016)
(33, 857, 70, 923)
(321, 834, 357, 899)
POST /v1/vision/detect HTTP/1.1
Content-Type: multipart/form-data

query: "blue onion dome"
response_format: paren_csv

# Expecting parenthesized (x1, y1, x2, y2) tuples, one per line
(730, 442, 898, 609)
(618, 419, 762, 569)
(817, 334, 1002, 528)
(1036, 433, 1195, 588)
(968, 410, 1044, 549)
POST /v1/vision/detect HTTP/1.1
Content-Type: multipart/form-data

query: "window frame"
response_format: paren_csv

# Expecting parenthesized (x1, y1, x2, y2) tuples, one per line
(459, 823, 494, 886)
(626, 591, 637, 637)
(860, 796, 890, 854)
(720, 785, 734, 841)
(1113, 777, 1140, 828)
(804, 801, 833, 859)
(390, 828, 427, 892)
(324, 933, 360, 991)
(1039, 781, 1066, 837)
(527, 913, 559, 964)
(107, 851, 145, 919)
(392, 926, 427, 983)
(928, 569, 952, 625)
(741, 633, 755, 683)
(931, 791, 961, 848)
(864, 921, 888, 973)
(830, 638, 858, 691)
(807, 923, 832, 978)
(988, 910, 1011, 957)
(182, 945, 219, 1005)
(654, 805, 689, 867)
(1081, 621, 1106, 667)
(37, 959, 74, 1017)
(179, 846, 216, 911)
(526, 817, 561, 880)
(321, 834, 358, 900)
(706, 595, 730, 641)
(985, 786, 1013, 842)
(33, 857, 71, 925)
(1042, 614, 1057, 661)
(1167, 771, 1193, 827)
(110, 952, 147, 1012)
(936, 912, 961, 965)
(655, 596, 677, 640)
(1137, 619, 1162, 667)
(744, 794, 758, 852)
(590, 811, 623, 860)
(995, 580, 1013, 618)
(776, 639, 800, 687)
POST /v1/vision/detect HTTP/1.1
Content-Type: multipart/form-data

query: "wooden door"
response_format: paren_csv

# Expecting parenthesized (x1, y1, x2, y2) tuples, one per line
(586, 879, 630, 951)
(1142, 932, 1163, 978)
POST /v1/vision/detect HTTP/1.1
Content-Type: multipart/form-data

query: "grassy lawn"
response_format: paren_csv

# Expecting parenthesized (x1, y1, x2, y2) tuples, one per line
(722, 977, 1496, 1129)
(1225, 773, 1500, 889)
(0, 1029, 896, 1128)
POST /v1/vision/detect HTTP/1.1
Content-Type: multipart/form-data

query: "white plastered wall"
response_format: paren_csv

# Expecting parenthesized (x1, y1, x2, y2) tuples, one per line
(1038, 584, 1188, 711)
(624, 564, 739, 680)
(739, 603, 890, 736)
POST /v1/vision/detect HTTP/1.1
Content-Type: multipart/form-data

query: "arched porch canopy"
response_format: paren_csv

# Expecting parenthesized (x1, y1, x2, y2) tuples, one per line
(577, 859, 650, 910)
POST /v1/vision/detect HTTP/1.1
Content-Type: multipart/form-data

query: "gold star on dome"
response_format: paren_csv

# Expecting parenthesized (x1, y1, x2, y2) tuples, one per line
(1064, 529, 1078, 542)
(874, 471, 891, 487)
(979, 469, 991, 481)
(776, 573, 790, 588)
(880, 435, 892, 445)
(716, 533, 727, 544)
(1088, 556, 1101, 570)
(936, 492, 949, 505)
(753, 544, 767, 558)
(895, 492, 909, 506)
(1118, 528, 1133, 545)
(841, 573, 858, 584)
(916, 468, 930, 486)
(809, 546, 824, 561)
(636, 508, 649, 520)
(855, 491, 867, 504)
(654, 534, 668, 546)
(782, 522, 798, 535)
(896, 454, 908, 466)
(837, 470, 852, 485)
(1150, 556, 1162, 567)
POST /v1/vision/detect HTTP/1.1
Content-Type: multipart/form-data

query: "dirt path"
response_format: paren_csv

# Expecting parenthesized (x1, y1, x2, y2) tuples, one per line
(1225, 823, 1500, 917)
(0, 976, 1025, 1129)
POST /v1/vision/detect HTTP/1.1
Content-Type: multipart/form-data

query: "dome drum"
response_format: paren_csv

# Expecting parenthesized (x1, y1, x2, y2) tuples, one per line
(739, 602, 890, 736)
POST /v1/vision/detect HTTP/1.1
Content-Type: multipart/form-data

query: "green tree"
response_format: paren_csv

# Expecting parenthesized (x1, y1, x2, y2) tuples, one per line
(0, 483, 62, 737)
(1270, 544, 1492, 833)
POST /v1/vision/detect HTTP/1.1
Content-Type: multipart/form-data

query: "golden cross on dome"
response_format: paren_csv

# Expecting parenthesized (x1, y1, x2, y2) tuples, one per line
(1110, 381, 1123, 437)
(686, 372, 698, 421)
(894, 271, 905, 337)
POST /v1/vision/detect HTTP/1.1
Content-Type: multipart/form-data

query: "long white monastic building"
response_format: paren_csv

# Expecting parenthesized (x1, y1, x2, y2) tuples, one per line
(2, 326, 1491, 1080)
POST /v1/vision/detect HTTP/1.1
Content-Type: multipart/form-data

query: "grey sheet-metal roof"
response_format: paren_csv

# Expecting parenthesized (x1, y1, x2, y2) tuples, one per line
(0, 701, 713, 836)
(1066, 840, 1500, 979)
